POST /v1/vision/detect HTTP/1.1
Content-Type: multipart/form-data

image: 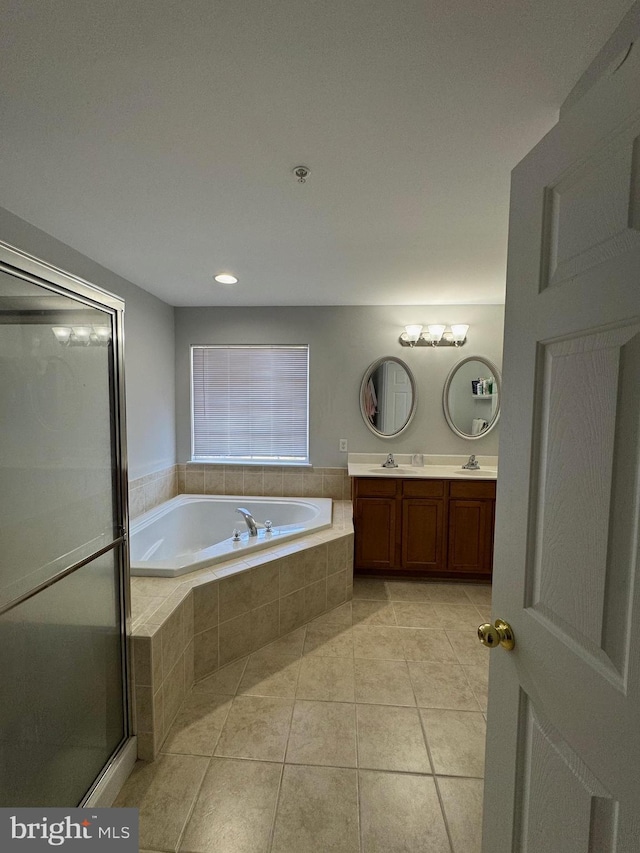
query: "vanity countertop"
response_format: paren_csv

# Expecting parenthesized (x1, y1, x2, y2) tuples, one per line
(347, 453, 498, 481)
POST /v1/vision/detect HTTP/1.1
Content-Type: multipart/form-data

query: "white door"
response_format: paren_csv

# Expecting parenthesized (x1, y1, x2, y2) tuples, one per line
(482, 42, 640, 851)
(379, 360, 411, 433)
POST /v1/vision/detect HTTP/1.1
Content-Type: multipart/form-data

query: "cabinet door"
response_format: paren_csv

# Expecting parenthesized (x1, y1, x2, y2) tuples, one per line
(354, 498, 397, 569)
(447, 499, 494, 576)
(401, 498, 445, 572)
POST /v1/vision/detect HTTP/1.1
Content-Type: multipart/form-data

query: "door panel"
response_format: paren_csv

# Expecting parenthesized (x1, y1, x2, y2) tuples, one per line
(0, 547, 125, 807)
(483, 36, 640, 853)
(530, 324, 640, 676)
(355, 498, 396, 569)
(0, 270, 118, 608)
(448, 500, 491, 575)
(540, 125, 640, 291)
(515, 696, 618, 851)
(401, 499, 444, 570)
(0, 246, 129, 807)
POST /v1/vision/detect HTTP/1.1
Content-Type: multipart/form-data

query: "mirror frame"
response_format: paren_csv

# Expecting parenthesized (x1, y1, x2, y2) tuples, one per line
(442, 355, 501, 440)
(359, 356, 417, 438)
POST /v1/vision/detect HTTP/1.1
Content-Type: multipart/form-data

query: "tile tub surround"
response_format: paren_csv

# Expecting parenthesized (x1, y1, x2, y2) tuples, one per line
(128, 464, 179, 518)
(128, 463, 351, 520)
(116, 579, 489, 853)
(131, 501, 354, 761)
(179, 462, 352, 502)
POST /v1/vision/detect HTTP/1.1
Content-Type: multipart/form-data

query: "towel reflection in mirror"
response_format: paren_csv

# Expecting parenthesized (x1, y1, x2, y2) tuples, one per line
(359, 357, 417, 438)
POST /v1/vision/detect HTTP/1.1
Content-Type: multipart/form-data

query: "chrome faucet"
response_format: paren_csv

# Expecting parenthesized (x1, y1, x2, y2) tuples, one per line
(462, 454, 480, 470)
(236, 507, 258, 536)
(382, 453, 398, 468)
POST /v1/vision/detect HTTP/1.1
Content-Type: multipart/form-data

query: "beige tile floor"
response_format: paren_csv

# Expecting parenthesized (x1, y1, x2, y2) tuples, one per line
(115, 578, 491, 853)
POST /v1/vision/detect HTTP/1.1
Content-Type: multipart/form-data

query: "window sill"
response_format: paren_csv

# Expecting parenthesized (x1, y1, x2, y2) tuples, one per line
(188, 460, 313, 468)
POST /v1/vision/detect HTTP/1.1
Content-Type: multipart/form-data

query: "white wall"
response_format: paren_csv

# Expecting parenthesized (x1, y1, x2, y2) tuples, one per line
(0, 208, 176, 479)
(175, 304, 505, 467)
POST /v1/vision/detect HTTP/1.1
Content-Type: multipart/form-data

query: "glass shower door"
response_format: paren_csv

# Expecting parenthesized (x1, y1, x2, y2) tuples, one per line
(0, 249, 130, 807)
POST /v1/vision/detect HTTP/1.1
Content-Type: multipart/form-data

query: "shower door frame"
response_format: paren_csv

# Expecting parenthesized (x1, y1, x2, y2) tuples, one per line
(0, 240, 135, 806)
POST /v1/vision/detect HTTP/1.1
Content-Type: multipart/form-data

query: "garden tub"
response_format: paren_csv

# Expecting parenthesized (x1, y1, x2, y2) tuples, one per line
(130, 494, 333, 577)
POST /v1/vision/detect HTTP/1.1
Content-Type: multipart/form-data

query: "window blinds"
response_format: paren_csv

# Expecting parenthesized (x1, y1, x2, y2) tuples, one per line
(191, 345, 309, 463)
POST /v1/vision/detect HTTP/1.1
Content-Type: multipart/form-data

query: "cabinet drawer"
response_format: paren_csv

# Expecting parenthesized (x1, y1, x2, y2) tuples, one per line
(402, 479, 445, 498)
(353, 478, 398, 497)
(449, 480, 496, 499)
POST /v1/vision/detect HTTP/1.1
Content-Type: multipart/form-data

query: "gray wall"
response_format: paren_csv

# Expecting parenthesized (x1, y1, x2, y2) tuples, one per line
(175, 304, 505, 467)
(0, 208, 176, 479)
(0, 206, 504, 474)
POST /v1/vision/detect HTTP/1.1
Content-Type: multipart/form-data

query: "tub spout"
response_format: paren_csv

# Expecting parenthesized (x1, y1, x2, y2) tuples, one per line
(236, 507, 258, 537)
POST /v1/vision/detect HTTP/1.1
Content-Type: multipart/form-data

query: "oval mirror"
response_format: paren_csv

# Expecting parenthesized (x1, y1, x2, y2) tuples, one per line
(360, 356, 417, 438)
(443, 355, 501, 439)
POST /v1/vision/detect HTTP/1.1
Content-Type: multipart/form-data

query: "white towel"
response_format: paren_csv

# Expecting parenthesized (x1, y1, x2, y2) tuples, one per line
(472, 418, 488, 435)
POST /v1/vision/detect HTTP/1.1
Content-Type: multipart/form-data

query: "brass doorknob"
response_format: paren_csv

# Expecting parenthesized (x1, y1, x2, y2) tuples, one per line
(478, 619, 515, 651)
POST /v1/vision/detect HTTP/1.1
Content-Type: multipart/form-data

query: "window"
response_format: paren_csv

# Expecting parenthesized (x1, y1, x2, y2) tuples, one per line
(191, 345, 309, 464)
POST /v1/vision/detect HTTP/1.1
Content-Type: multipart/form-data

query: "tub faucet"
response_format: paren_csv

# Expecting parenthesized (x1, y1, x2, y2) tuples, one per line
(462, 454, 480, 470)
(236, 507, 258, 536)
(382, 453, 398, 468)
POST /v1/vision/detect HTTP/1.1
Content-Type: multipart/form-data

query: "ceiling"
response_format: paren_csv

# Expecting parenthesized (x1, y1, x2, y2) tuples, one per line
(0, 1, 632, 307)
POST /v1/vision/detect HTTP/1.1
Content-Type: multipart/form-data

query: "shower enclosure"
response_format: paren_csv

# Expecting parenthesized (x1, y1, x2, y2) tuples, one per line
(0, 241, 134, 806)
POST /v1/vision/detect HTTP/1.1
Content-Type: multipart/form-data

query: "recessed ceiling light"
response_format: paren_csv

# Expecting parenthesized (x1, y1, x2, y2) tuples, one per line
(214, 273, 238, 285)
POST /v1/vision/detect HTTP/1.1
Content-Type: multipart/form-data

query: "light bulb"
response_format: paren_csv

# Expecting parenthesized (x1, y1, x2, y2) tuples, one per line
(403, 324, 423, 344)
(51, 326, 72, 344)
(451, 324, 469, 343)
(93, 326, 112, 342)
(72, 326, 92, 344)
(427, 324, 446, 344)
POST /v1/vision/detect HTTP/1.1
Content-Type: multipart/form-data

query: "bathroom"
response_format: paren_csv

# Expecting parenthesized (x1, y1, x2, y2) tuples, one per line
(0, 214, 500, 850)
(2, 3, 639, 852)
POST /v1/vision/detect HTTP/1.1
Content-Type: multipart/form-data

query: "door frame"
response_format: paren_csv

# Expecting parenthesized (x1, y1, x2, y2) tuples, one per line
(0, 239, 136, 805)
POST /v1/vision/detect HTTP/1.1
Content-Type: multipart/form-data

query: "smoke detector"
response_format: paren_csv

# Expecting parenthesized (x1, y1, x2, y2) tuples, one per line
(293, 165, 310, 183)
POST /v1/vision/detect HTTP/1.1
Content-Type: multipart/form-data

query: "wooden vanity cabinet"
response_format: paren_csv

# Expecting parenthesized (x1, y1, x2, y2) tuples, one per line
(447, 481, 495, 577)
(353, 478, 397, 570)
(401, 480, 446, 573)
(352, 476, 495, 580)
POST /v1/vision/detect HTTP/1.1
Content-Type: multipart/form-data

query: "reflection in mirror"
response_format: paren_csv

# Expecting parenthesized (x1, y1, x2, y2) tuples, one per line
(360, 356, 417, 437)
(443, 356, 501, 439)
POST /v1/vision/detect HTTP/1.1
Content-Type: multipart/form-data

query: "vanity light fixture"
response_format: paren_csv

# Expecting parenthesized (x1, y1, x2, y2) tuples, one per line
(214, 273, 239, 285)
(399, 323, 469, 348)
(51, 325, 112, 346)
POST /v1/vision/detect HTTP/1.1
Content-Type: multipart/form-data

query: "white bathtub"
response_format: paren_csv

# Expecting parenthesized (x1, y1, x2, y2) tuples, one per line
(129, 494, 333, 577)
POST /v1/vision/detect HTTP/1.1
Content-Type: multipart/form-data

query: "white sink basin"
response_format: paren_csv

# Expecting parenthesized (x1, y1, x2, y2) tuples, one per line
(365, 465, 498, 478)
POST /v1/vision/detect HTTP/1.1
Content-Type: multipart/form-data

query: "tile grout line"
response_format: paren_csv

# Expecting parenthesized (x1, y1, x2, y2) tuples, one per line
(405, 613, 457, 853)
(267, 627, 308, 853)
(431, 773, 457, 853)
(172, 754, 212, 853)
(208, 655, 251, 759)
(266, 763, 286, 853)
(417, 710, 456, 853)
(281, 624, 307, 765)
(354, 738, 363, 853)
(156, 749, 479, 778)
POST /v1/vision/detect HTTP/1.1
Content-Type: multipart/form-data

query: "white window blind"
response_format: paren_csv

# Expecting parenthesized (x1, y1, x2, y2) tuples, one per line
(191, 345, 309, 463)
